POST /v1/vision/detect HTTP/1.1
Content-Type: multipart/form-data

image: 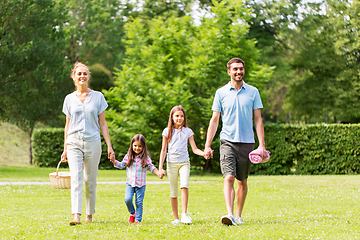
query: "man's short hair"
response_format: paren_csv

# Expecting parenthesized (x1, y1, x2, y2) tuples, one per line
(227, 58, 245, 69)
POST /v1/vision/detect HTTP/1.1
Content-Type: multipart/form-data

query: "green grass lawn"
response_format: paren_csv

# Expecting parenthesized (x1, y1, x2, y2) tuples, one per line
(0, 165, 219, 182)
(1, 166, 359, 239)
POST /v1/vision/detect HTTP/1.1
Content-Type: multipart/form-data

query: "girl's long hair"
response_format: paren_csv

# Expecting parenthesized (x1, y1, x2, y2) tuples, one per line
(125, 134, 149, 169)
(166, 105, 188, 143)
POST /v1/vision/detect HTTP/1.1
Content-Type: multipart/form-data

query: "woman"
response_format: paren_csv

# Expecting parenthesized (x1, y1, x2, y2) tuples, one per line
(61, 62, 115, 225)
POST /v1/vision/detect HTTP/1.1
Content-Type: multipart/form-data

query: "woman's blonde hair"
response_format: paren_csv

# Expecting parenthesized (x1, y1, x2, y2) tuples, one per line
(70, 62, 91, 80)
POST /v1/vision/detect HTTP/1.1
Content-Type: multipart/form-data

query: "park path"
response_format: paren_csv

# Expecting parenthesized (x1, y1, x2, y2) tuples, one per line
(0, 181, 208, 186)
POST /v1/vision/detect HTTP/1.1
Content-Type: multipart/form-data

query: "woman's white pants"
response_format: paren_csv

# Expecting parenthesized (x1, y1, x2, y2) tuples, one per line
(66, 133, 101, 215)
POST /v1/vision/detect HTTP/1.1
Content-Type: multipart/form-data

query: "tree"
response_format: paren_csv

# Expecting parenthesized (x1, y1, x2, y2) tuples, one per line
(0, 0, 73, 164)
(88, 64, 114, 91)
(245, 0, 303, 123)
(63, 0, 127, 71)
(289, 11, 335, 122)
(327, 0, 360, 122)
(127, 0, 215, 19)
(286, 1, 357, 123)
(105, 0, 273, 171)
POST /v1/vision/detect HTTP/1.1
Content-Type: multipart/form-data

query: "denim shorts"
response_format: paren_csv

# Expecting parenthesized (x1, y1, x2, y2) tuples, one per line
(219, 139, 254, 181)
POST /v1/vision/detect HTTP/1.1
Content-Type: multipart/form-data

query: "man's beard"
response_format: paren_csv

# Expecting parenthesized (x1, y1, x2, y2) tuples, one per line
(233, 75, 243, 82)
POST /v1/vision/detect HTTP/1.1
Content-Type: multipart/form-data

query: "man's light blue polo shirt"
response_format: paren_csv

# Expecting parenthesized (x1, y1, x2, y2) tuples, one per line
(212, 81, 263, 143)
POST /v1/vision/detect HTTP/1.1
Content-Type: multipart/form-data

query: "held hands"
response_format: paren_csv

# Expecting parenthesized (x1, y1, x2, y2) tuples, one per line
(203, 147, 214, 160)
(109, 157, 116, 164)
(158, 169, 166, 179)
(157, 171, 164, 179)
(155, 169, 166, 179)
(108, 147, 115, 163)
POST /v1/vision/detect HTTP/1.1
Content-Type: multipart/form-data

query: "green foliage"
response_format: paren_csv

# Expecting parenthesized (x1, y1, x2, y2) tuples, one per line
(105, 0, 272, 171)
(0, 0, 72, 131)
(327, 0, 360, 122)
(294, 124, 360, 174)
(32, 128, 64, 167)
(0, 0, 74, 163)
(280, 0, 360, 123)
(64, 0, 127, 70)
(128, 0, 191, 19)
(245, 0, 302, 123)
(244, 0, 360, 124)
(88, 64, 114, 91)
(288, 9, 345, 123)
(4, 0, 360, 169)
(251, 123, 360, 175)
(251, 124, 297, 175)
(31, 127, 215, 170)
(32, 127, 127, 169)
(127, 0, 215, 20)
(33, 124, 360, 175)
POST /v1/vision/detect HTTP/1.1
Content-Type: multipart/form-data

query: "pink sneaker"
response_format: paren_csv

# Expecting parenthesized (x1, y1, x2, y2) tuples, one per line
(129, 214, 135, 223)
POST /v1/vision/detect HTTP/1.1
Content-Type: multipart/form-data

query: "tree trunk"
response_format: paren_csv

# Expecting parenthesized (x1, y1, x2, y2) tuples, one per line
(203, 158, 212, 172)
(29, 124, 35, 165)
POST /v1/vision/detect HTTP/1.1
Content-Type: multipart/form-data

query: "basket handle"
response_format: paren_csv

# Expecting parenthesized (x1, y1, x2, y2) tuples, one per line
(56, 160, 65, 176)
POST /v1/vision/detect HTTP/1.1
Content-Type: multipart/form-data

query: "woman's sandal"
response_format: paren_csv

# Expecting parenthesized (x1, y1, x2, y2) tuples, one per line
(85, 215, 92, 223)
(69, 219, 81, 225)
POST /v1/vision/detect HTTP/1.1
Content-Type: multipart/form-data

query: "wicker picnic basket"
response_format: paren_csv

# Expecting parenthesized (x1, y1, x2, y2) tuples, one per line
(49, 160, 71, 189)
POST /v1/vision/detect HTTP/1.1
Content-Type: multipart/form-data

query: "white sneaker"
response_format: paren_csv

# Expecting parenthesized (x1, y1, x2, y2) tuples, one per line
(221, 215, 237, 226)
(171, 219, 180, 224)
(181, 213, 192, 224)
(235, 216, 245, 224)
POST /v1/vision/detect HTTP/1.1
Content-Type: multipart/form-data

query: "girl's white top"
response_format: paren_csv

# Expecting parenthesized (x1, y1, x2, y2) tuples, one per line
(62, 90, 108, 141)
(162, 126, 194, 163)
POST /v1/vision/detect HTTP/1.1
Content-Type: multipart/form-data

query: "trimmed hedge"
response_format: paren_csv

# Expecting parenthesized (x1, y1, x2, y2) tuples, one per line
(251, 123, 360, 175)
(32, 128, 64, 168)
(32, 127, 128, 169)
(290, 124, 360, 174)
(33, 124, 360, 174)
(250, 124, 297, 175)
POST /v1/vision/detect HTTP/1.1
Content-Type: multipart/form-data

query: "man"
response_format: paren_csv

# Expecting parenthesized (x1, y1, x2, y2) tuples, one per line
(204, 58, 267, 226)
